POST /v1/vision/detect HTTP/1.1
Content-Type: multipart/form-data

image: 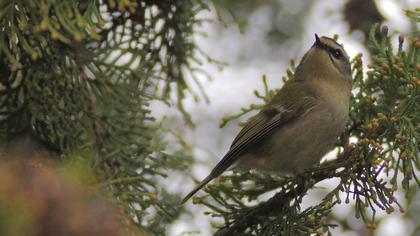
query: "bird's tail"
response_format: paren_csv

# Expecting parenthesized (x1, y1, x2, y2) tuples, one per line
(181, 175, 214, 204)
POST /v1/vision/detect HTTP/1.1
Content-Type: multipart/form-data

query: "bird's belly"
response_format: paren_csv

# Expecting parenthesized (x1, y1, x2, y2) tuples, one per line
(234, 105, 347, 173)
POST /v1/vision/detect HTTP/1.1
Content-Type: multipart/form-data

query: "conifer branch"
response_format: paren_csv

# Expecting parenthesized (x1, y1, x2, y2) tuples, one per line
(196, 13, 420, 234)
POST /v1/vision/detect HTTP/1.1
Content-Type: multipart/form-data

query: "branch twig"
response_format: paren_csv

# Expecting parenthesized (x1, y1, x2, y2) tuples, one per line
(214, 146, 356, 235)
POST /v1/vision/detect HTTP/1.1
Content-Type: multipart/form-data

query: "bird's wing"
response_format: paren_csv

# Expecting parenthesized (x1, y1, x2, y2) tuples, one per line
(229, 108, 281, 150)
(181, 80, 315, 204)
(210, 80, 316, 177)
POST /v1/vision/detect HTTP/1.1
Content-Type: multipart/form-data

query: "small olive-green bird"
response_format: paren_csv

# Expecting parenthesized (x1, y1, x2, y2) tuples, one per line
(182, 34, 352, 204)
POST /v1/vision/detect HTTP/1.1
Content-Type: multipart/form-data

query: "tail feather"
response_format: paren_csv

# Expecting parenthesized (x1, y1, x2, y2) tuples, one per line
(181, 175, 214, 204)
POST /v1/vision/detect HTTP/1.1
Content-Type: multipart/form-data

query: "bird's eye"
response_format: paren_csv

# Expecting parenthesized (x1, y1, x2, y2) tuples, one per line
(330, 49, 342, 59)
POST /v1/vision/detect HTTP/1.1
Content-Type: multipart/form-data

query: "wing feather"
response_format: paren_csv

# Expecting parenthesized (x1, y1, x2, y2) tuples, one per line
(210, 107, 306, 178)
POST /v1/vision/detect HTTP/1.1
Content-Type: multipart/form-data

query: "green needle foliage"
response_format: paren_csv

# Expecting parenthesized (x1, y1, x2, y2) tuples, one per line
(0, 0, 210, 234)
(195, 11, 420, 236)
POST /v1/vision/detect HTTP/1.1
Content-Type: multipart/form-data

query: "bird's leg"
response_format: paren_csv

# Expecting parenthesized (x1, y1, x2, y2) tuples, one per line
(301, 144, 357, 173)
(325, 143, 356, 169)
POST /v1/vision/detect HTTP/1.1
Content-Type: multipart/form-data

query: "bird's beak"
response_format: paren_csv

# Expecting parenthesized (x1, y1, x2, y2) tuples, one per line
(315, 34, 321, 46)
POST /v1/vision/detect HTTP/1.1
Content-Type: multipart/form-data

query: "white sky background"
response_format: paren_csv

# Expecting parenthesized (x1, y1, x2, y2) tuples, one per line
(150, 0, 419, 235)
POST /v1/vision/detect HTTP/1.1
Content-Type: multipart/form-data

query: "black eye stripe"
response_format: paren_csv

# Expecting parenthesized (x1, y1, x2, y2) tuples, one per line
(329, 48, 343, 59)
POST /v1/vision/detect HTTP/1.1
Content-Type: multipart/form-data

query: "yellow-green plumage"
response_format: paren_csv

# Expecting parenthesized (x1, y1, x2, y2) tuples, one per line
(181, 35, 352, 204)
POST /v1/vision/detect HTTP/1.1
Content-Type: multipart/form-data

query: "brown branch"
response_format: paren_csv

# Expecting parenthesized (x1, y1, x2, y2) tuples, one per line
(214, 146, 356, 235)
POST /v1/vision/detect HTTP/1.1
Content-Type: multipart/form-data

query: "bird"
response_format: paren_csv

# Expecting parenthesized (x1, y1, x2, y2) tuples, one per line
(182, 34, 352, 204)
